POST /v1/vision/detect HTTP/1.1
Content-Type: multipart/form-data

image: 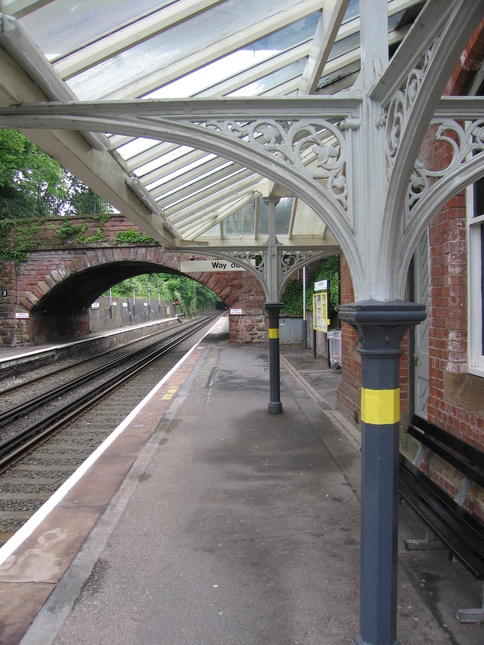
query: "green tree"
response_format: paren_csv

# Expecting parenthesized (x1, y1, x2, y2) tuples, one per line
(0, 130, 111, 218)
(107, 274, 219, 315)
(0, 129, 67, 218)
(281, 256, 340, 318)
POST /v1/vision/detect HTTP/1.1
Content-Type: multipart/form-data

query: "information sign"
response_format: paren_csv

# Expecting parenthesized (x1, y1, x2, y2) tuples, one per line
(313, 292, 329, 333)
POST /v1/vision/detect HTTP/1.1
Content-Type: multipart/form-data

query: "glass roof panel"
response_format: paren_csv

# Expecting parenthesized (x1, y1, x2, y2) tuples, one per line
(327, 31, 360, 63)
(223, 201, 257, 237)
(65, 0, 317, 100)
(158, 161, 235, 201)
(116, 137, 162, 160)
(131, 146, 195, 175)
(229, 59, 307, 97)
(146, 154, 217, 192)
(130, 143, 194, 175)
(149, 50, 279, 100)
(148, 14, 318, 99)
(248, 12, 320, 52)
(342, 0, 360, 23)
(201, 223, 221, 237)
(19, 0, 170, 61)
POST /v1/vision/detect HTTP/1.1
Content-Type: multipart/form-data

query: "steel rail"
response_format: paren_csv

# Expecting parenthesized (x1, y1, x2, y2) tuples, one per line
(0, 321, 182, 395)
(0, 314, 219, 472)
(0, 319, 201, 426)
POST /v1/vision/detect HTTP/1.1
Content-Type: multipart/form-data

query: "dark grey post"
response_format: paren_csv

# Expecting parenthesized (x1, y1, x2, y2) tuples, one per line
(339, 300, 426, 645)
(265, 301, 283, 414)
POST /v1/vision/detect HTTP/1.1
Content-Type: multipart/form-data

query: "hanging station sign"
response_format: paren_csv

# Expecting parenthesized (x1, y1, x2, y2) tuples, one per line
(179, 260, 246, 272)
(314, 279, 328, 292)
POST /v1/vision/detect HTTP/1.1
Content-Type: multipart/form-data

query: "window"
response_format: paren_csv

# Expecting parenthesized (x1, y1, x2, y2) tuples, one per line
(468, 179, 484, 375)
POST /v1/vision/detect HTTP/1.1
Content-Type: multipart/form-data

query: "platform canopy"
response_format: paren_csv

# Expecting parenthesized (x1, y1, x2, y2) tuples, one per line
(0, 0, 483, 301)
(0, 1, 419, 248)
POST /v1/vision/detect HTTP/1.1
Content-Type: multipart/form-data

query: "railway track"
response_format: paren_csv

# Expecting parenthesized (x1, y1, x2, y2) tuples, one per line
(0, 313, 220, 545)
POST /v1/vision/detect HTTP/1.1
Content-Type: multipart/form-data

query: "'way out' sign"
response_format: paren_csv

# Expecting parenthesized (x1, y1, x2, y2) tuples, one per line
(179, 260, 245, 272)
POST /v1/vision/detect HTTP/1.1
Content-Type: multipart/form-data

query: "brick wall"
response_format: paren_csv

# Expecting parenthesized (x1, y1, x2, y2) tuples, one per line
(338, 255, 361, 426)
(419, 21, 484, 455)
(7, 214, 141, 247)
(192, 270, 267, 343)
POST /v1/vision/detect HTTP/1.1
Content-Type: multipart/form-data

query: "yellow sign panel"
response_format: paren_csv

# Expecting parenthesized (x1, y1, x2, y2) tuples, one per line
(313, 292, 329, 332)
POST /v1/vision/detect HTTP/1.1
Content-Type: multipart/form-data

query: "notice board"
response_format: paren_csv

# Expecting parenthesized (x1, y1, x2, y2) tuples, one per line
(313, 292, 329, 333)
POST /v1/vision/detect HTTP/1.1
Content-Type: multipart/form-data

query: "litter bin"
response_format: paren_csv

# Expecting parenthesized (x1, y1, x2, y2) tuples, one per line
(327, 330, 342, 368)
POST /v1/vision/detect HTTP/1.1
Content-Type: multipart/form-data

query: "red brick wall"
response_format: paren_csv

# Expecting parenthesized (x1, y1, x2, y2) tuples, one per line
(7, 214, 140, 247)
(422, 18, 484, 456)
(191, 269, 267, 343)
(338, 255, 361, 425)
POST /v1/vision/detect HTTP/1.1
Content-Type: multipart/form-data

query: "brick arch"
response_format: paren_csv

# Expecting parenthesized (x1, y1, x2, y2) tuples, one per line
(11, 245, 265, 343)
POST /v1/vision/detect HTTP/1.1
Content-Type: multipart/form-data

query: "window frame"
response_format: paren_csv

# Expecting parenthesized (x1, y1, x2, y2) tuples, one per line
(467, 184, 484, 377)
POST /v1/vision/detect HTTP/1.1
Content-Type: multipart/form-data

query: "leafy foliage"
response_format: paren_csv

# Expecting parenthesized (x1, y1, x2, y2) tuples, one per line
(106, 274, 220, 315)
(0, 218, 45, 269)
(281, 256, 339, 318)
(115, 230, 154, 244)
(0, 130, 112, 219)
(58, 220, 88, 240)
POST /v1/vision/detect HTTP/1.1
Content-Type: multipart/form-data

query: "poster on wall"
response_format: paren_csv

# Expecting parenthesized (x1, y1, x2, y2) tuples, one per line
(313, 292, 329, 333)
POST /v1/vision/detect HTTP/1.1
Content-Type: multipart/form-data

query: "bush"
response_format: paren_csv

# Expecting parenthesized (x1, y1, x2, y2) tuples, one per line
(115, 230, 154, 244)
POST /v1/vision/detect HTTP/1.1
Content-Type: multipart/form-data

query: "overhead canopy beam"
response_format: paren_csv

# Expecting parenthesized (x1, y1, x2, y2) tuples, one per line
(298, 0, 349, 95)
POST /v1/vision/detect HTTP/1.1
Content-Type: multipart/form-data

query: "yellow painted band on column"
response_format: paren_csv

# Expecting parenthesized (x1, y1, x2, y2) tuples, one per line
(268, 328, 279, 339)
(361, 387, 400, 425)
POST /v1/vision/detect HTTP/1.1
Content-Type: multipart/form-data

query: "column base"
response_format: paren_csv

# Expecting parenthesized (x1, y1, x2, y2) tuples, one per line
(268, 401, 283, 414)
(355, 634, 400, 645)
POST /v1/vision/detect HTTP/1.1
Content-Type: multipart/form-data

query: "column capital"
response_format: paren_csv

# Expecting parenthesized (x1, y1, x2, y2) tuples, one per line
(339, 299, 426, 355)
(262, 196, 281, 205)
(264, 302, 284, 313)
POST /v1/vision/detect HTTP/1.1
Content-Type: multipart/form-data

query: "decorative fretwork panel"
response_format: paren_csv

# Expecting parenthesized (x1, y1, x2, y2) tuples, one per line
(408, 118, 484, 219)
(198, 119, 349, 211)
(380, 43, 437, 177)
(279, 250, 330, 289)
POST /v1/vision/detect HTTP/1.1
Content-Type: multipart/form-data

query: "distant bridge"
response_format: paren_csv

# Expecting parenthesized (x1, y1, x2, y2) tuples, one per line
(0, 215, 266, 345)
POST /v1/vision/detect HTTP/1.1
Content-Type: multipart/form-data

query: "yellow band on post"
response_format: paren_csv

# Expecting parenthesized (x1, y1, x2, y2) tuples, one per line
(268, 328, 279, 339)
(361, 387, 400, 425)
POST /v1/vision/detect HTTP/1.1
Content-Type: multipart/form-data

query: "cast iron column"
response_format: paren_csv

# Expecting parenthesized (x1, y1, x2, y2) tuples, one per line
(263, 197, 283, 415)
(339, 300, 426, 645)
(265, 302, 283, 414)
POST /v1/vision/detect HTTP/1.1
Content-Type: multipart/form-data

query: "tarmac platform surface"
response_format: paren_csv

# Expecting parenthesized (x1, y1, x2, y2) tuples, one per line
(0, 317, 482, 644)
